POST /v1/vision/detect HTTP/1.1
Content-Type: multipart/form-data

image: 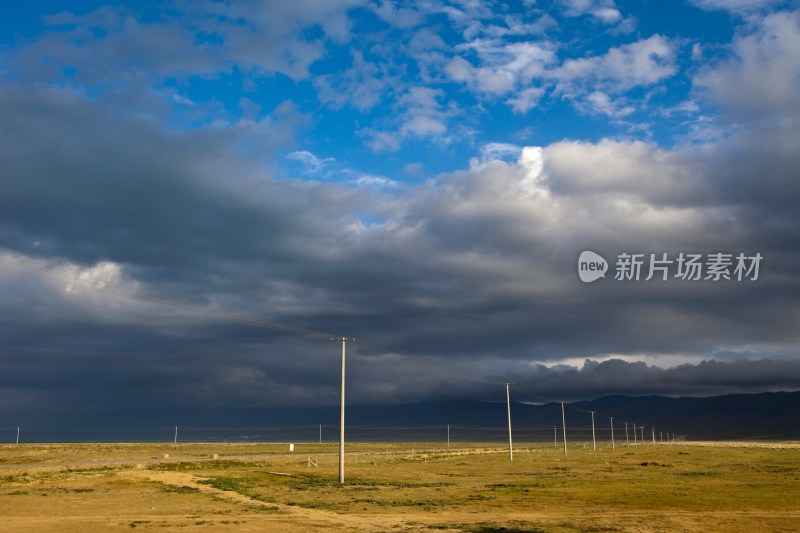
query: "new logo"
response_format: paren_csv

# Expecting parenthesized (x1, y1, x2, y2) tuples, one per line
(578, 251, 608, 283)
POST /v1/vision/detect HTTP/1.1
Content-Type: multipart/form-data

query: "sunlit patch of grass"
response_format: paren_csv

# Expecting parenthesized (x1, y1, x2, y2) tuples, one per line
(2, 442, 800, 531)
(198, 477, 242, 492)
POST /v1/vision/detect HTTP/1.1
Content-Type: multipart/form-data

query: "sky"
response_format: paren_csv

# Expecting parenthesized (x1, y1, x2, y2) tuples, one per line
(1, 0, 800, 422)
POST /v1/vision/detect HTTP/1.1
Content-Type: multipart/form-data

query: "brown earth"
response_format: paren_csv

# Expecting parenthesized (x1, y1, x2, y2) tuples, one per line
(1, 441, 799, 532)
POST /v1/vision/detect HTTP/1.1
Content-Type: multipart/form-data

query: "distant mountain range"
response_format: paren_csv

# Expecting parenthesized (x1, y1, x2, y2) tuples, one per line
(6, 390, 799, 443)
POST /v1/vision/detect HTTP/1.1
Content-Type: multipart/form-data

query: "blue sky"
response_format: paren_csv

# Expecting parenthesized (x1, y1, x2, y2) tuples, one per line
(1, 0, 800, 415)
(0, 0, 762, 181)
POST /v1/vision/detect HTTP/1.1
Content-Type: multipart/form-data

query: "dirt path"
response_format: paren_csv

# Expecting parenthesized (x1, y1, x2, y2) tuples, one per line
(123, 469, 416, 532)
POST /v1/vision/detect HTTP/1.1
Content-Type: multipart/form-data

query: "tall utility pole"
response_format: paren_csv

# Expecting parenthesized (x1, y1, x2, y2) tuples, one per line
(174, 426, 178, 444)
(561, 401, 568, 456)
(652, 427, 655, 445)
(553, 426, 557, 450)
(447, 424, 450, 449)
(610, 417, 615, 450)
(640, 425, 644, 444)
(590, 411, 596, 452)
(505, 383, 513, 461)
(335, 337, 349, 484)
(633, 424, 637, 445)
(625, 422, 629, 445)
(16, 426, 20, 445)
(319, 424, 322, 444)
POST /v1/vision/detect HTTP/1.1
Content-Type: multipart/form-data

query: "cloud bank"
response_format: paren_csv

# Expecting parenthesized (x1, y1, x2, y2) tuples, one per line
(0, 2, 799, 419)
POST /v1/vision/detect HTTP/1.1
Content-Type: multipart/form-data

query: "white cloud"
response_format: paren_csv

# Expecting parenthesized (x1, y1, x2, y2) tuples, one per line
(484, 14, 559, 37)
(551, 35, 676, 92)
(409, 28, 447, 52)
(314, 50, 394, 111)
(473, 142, 523, 167)
(541, 138, 703, 205)
(287, 150, 337, 175)
(14, 0, 370, 87)
(287, 150, 396, 189)
(694, 9, 800, 119)
(362, 87, 456, 151)
(401, 115, 447, 136)
(691, 43, 704, 62)
(559, 0, 623, 24)
(689, 0, 782, 13)
(361, 129, 402, 152)
(592, 7, 623, 23)
(171, 94, 195, 106)
(353, 175, 400, 188)
(583, 91, 635, 117)
(403, 162, 425, 176)
(371, 0, 424, 28)
(444, 56, 472, 81)
(445, 40, 555, 99)
(398, 87, 450, 136)
(507, 87, 546, 113)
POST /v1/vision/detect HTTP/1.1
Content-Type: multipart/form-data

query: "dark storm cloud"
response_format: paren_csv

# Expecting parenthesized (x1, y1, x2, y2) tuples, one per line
(2, 83, 800, 410)
(0, 84, 366, 279)
(508, 358, 800, 401)
(1, 5, 799, 420)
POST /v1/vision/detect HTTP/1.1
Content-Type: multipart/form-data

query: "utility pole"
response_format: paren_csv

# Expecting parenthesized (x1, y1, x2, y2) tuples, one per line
(633, 424, 637, 446)
(335, 337, 349, 484)
(505, 383, 513, 461)
(610, 417, 615, 450)
(591, 411, 596, 452)
(553, 426, 557, 450)
(652, 427, 655, 445)
(561, 401, 568, 456)
(319, 424, 322, 444)
(16, 426, 20, 445)
(660, 431, 663, 444)
(447, 424, 450, 449)
(625, 422, 629, 445)
(640, 425, 644, 444)
(174, 426, 178, 444)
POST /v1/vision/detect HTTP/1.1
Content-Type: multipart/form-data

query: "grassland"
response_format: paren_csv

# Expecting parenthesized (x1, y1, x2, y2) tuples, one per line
(1, 441, 799, 532)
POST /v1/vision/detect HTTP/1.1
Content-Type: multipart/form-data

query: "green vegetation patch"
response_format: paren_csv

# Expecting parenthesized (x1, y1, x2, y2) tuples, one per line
(161, 485, 199, 494)
(198, 477, 243, 492)
(448, 522, 623, 533)
(154, 460, 267, 472)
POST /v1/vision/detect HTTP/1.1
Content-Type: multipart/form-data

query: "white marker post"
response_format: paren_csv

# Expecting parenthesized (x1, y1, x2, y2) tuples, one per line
(610, 417, 615, 450)
(561, 401, 568, 456)
(16, 426, 20, 445)
(337, 337, 348, 484)
(174, 426, 178, 444)
(505, 383, 513, 462)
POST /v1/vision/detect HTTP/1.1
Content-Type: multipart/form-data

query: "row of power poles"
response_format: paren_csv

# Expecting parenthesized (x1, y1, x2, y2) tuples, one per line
(501, 385, 682, 459)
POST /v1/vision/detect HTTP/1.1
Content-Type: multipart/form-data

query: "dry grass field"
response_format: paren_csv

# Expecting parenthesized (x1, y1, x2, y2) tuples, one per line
(1, 441, 799, 532)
